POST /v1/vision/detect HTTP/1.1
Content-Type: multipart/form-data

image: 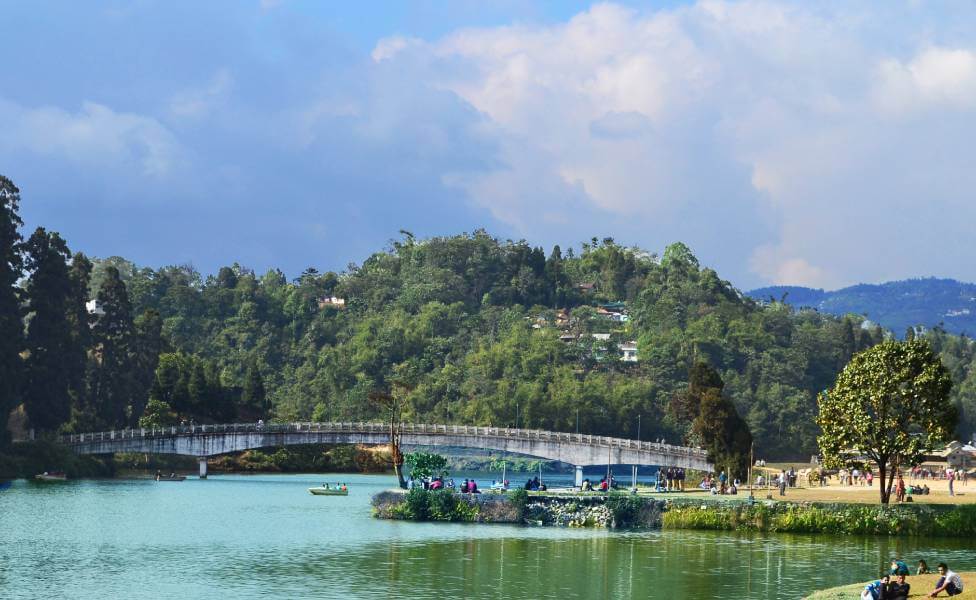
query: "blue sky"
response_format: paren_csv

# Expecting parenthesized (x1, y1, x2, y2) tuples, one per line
(3, 1, 976, 289)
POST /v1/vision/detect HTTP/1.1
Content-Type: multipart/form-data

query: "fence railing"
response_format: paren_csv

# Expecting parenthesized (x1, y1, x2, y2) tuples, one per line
(60, 422, 708, 457)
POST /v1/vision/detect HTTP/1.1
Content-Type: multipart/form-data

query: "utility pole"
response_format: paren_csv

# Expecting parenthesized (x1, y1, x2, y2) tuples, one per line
(637, 414, 641, 442)
(516, 402, 520, 429)
(576, 409, 580, 435)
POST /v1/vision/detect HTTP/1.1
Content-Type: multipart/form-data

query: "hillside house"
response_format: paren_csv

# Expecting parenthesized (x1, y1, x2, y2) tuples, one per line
(317, 296, 346, 310)
(619, 341, 638, 362)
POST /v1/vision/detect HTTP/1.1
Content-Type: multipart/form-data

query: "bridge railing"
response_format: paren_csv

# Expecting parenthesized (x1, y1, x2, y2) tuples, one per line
(60, 422, 708, 458)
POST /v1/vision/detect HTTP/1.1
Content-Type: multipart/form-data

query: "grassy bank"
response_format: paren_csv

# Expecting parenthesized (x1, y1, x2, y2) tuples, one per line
(662, 500, 976, 537)
(805, 572, 975, 599)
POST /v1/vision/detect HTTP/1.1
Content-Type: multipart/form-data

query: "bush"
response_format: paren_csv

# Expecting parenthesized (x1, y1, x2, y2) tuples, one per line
(405, 488, 431, 520)
(509, 488, 529, 522)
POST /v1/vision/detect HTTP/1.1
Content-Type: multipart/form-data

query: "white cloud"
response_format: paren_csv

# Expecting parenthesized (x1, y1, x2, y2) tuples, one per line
(0, 99, 181, 177)
(372, 1, 976, 288)
(875, 47, 976, 114)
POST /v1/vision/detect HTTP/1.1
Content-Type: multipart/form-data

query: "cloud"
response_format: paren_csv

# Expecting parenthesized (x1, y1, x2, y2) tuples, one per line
(875, 47, 976, 114)
(370, 1, 976, 288)
(0, 99, 181, 177)
(169, 69, 234, 118)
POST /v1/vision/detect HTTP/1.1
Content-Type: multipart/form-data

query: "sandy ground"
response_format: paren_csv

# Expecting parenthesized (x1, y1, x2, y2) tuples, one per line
(806, 572, 975, 599)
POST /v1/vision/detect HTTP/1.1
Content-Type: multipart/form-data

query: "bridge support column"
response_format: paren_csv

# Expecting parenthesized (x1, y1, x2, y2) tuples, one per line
(574, 465, 583, 488)
(198, 457, 208, 479)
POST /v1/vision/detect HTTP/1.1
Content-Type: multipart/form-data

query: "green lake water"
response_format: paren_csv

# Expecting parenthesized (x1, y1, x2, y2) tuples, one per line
(1, 473, 973, 599)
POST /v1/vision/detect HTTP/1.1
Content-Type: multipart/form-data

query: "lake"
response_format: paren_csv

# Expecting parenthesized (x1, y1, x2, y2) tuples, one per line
(1, 473, 973, 599)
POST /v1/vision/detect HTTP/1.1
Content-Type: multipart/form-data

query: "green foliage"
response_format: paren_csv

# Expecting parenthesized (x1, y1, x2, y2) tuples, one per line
(818, 339, 955, 503)
(0, 175, 23, 447)
(509, 488, 529, 521)
(604, 494, 651, 528)
(385, 488, 480, 522)
(404, 451, 448, 480)
(661, 502, 976, 538)
(22, 228, 75, 432)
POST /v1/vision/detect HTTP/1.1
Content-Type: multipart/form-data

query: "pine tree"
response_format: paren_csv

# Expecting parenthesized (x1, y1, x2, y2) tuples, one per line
(66, 252, 94, 428)
(90, 266, 136, 428)
(23, 228, 75, 432)
(0, 176, 23, 445)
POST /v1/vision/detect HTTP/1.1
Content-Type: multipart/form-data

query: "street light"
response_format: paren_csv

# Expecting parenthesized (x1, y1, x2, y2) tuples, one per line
(637, 414, 641, 442)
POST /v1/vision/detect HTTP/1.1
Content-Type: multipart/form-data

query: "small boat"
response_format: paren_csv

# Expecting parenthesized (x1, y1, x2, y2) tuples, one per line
(34, 471, 67, 482)
(155, 475, 186, 482)
(308, 486, 348, 496)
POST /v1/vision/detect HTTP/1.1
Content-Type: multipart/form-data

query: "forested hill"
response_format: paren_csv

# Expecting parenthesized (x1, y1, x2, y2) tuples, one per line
(5, 217, 976, 460)
(748, 278, 976, 337)
(67, 234, 974, 460)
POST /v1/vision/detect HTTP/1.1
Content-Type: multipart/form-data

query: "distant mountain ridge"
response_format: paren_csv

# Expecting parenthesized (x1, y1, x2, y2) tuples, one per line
(747, 277, 976, 337)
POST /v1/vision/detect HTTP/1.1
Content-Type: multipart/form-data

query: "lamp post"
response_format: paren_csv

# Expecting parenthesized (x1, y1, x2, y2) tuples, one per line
(516, 402, 520, 429)
(637, 414, 641, 442)
(576, 409, 580, 435)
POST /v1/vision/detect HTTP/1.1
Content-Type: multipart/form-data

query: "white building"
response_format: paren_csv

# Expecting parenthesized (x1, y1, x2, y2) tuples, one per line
(85, 299, 105, 316)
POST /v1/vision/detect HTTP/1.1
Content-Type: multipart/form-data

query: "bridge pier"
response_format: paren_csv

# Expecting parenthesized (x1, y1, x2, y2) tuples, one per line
(198, 457, 208, 479)
(574, 465, 583, 488)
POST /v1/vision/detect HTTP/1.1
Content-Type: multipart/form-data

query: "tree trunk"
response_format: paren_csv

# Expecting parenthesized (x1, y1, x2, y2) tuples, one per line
(389, 417, 406, 489)
(878, 462, 889, 505)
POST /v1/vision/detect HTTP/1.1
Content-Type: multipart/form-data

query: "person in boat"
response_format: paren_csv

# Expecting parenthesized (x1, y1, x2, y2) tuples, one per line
(340, 483, 347, 491)
(155, 470, 162, 481)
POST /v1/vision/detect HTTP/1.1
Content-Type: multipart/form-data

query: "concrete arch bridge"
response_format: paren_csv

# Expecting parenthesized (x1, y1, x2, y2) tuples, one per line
(61, 422, 712, 484)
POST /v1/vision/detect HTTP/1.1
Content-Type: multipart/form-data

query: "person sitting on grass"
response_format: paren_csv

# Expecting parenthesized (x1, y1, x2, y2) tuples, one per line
(889, 559, 910, 576)
(928, 563, 964, 597)
(918, 560, 930, 575)
(884, 574, 910, 600)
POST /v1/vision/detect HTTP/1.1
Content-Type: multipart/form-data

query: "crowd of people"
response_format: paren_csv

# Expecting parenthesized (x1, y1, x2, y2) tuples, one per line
(861, 559, 965, 599)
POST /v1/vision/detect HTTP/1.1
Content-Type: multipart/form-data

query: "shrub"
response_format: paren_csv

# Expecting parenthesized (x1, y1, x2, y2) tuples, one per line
(509, 488, 529, 521)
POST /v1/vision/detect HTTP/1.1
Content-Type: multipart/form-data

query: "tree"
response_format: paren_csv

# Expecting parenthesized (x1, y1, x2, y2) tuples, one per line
(138, 396, 178, 428)
(404, 451, 448, 480)
(242, 360, 267, 416)
(90, 266, 137, 428)
(66, 253, 94, 429)
(817, 340, 955, 504)
(0, 175, 23, 445)
(369, 380, 413, 489)
(677, 363, 753, 477)
(131, 309, 164, 425)
(22, 228, 74, 432)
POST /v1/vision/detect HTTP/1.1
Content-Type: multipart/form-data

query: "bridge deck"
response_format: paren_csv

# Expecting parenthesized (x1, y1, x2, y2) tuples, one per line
(60, 422, 712, 470)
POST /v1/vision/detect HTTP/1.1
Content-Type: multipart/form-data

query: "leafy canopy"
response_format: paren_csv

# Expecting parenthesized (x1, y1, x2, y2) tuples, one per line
(817, 339, 955, 502)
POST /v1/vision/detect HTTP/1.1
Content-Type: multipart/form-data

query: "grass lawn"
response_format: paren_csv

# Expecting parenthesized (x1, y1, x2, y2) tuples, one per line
(806, 572, 974, 599)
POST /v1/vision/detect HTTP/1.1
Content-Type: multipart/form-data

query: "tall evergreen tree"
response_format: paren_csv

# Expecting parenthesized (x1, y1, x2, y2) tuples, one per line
(0, 175, 23, 445)
(66, 252, 94, 428)
(23, 228, 75, 432)
(90, 266, 136, 428)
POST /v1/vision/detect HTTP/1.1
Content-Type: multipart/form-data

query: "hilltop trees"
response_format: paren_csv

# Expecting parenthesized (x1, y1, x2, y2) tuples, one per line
(817, 340, 955, 504)
(90, 266, 138, 427)
(22, 228, 76, 432)
(0, 176, 23, 445)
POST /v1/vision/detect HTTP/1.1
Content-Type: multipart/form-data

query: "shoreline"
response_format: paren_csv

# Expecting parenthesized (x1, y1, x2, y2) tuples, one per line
(371, 489, 976, 536)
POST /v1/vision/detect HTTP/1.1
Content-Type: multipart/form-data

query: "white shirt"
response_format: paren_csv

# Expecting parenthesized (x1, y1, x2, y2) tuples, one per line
(944, 570, 963, 591)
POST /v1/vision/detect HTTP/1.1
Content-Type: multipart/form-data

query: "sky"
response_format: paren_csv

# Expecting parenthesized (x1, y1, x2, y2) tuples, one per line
(3, 1, 976, 290)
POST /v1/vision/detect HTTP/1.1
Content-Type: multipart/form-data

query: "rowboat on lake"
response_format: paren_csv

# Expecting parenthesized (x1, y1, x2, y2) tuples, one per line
(309, 484, 348, 496)
(34, 472, 67, 482)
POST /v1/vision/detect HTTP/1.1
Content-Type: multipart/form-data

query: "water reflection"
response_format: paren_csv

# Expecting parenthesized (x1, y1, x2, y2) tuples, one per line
(1, 474, 973, 600)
